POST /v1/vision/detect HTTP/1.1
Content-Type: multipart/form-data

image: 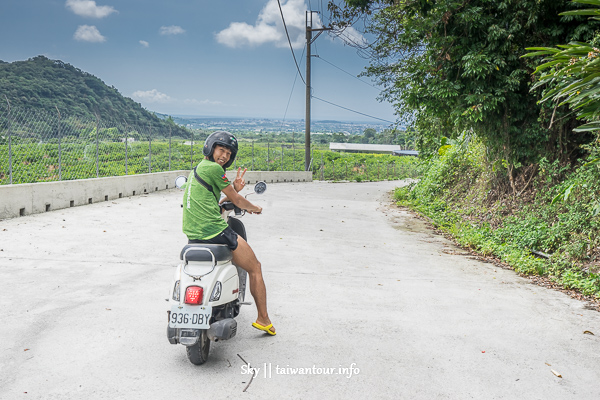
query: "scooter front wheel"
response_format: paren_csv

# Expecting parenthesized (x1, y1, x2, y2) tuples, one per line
(186, 329, 210, 365)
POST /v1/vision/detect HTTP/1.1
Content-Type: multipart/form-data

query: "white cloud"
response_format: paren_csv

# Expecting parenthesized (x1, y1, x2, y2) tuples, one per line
(132, 89, 172, 103)
(139, 40, 149, 48)
(216, 0, 314, 49)
(159, 26, 185, 36)
(332, 26, 367, 48)
(73, 25, 106, 42)
(65, 0, 117, 19)
(184, 98, 223, 106)
(131, 91, 223, 110)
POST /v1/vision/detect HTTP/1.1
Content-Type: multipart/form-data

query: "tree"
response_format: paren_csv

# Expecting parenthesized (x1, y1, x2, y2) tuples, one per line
(363, 128, 376, 143)
(332, 132, 348, 142)
(329, 0, 599, 192)
(526, 0, 600, 133)
(524, 0, 600, 206)
(363, 128, 376, 138)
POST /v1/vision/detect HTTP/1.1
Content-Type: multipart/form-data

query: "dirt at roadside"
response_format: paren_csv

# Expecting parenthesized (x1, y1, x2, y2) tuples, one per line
(381, 193, 600, 313)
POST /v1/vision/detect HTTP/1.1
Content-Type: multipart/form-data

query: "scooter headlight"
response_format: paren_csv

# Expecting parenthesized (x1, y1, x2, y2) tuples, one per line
(210, 281, 222, 301)
(172, 280, 180, 301)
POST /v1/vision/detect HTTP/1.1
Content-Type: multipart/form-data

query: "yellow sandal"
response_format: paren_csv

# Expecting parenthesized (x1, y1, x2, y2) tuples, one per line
(252, 322, 276, 336)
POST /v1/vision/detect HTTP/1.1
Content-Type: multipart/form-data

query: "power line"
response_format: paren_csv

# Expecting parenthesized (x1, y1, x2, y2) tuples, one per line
(280, 45, 307, 132)
(280, 71, 299, 131)
(312, 95, 395, 124)
(277, 0, 305, 85)
(319, 0, 327, 25)
(315, 55, 379, 89)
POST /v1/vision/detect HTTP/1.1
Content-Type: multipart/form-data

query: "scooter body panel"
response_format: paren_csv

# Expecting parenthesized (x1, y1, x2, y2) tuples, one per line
(170, 262, 239, 307)
(167, 260, 241, 346)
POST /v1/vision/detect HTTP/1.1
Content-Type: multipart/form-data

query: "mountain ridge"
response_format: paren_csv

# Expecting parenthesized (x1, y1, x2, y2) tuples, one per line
(0, 56, 188, 136)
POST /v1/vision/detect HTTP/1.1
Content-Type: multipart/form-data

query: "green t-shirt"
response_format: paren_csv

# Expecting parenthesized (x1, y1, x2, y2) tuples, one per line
(182, 159, 231, 240)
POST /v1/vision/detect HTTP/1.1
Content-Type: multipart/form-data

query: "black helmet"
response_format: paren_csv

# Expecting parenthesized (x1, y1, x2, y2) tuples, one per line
(202, 130, 238, 169)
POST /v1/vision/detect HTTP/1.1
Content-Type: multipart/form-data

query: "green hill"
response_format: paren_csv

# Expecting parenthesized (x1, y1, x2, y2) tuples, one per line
(0, 55, 188, 137)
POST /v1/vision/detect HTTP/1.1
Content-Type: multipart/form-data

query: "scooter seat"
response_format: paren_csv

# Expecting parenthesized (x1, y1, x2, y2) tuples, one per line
(180, 244, 232, 263)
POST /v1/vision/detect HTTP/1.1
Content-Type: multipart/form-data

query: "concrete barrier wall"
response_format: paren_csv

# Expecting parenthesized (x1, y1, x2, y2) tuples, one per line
(0, 170, 312, 220)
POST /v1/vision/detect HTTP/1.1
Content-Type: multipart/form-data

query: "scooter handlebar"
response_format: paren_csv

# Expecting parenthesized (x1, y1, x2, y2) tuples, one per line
(220, 201, 242, 215)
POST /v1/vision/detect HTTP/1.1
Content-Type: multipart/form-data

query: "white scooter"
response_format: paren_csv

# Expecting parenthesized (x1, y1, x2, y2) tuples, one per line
(167, 176, 267, 365)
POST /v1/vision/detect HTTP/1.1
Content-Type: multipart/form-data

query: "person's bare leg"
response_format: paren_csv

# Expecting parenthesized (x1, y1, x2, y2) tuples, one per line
(232, 236, 275, 333)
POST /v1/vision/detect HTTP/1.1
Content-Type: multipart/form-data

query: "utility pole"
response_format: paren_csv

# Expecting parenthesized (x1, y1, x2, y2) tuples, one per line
(305, 11, 331, 171)
(304, 12, 312, 171)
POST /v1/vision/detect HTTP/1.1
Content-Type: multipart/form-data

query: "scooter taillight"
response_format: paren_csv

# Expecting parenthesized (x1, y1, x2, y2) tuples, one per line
(184, 286, 203, 305)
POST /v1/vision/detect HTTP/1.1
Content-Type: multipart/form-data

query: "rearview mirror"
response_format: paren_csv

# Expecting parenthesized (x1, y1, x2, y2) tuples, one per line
(175, 175, 188, 189)
(254, 181, 267, 195)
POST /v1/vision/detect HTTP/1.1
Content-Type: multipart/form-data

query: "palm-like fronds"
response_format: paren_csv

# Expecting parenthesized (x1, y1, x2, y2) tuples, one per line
(523, 0, 600, 131)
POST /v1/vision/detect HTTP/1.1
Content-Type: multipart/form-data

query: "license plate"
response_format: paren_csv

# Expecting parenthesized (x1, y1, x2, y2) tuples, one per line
(169, 304, 212, 329)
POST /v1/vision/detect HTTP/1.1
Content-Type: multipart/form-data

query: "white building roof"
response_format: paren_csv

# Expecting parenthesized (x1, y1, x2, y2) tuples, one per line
(329, 143, 402, 153)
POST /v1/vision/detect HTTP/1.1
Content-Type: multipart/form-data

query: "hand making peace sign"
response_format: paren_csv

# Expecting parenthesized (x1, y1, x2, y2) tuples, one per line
(233, 167, 247, 192)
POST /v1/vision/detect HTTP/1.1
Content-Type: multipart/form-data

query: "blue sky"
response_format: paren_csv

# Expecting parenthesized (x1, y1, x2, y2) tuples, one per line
(0, 0, 396, 123)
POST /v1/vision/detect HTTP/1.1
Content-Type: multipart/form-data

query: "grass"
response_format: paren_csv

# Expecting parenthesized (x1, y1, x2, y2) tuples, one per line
(394, 140, 600, 299)
(0, 139, 421, 184)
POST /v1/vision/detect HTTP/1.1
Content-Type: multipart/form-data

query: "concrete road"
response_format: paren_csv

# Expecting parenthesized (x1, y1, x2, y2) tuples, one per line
(1, 180, 599, 399)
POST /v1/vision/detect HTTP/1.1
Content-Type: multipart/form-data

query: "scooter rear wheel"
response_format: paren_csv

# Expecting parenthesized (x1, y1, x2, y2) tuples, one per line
(186, 330, 210, 365)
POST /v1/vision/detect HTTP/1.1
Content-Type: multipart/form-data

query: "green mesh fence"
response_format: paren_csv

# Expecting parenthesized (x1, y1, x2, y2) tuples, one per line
(0, 105, 419, 185)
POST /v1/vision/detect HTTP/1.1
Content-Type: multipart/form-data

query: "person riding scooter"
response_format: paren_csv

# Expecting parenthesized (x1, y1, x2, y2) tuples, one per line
(182, 130, 276, 336)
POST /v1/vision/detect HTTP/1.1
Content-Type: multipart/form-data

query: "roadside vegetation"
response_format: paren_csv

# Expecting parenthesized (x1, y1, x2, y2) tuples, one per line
(395, 140, 600, 298)
(330, 0, 600, 299)
(0, 137, 419, 185)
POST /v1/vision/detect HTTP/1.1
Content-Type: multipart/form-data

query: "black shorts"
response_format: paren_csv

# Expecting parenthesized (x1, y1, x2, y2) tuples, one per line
(189, 226, 239, 251)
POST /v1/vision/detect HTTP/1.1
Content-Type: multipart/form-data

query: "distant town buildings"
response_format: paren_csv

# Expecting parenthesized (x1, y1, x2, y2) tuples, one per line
(171, 115, 399, 135)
